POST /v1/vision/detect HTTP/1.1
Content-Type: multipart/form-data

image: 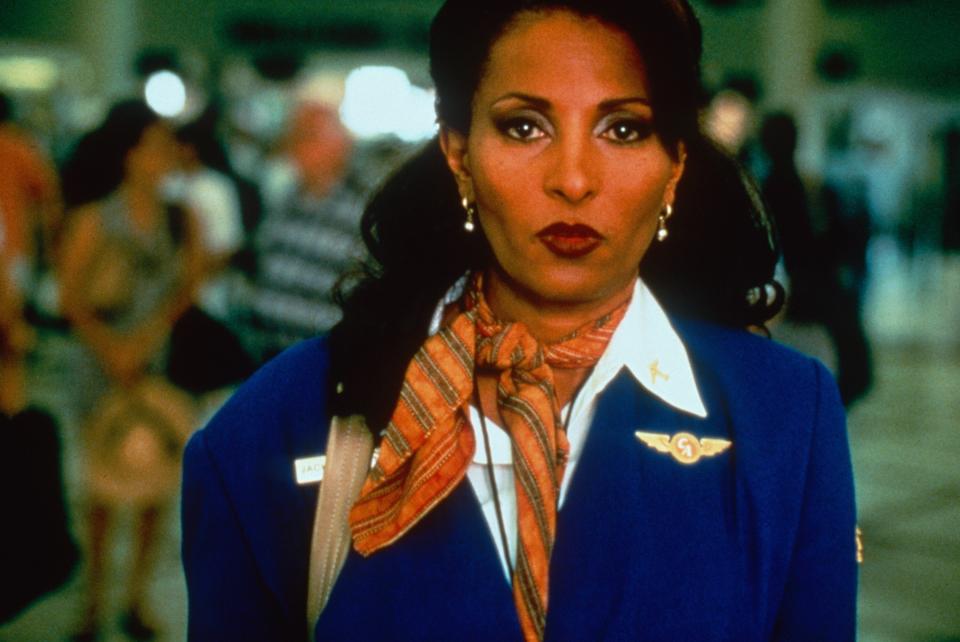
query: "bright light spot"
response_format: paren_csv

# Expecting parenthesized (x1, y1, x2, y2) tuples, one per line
(0, 56, 59, 91)
(705, 89, 753, 153)
(144, 70, 187, 118)
(340, 66, 436, 142)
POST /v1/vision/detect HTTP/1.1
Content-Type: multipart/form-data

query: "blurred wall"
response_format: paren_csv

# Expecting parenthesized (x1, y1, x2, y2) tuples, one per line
(695, 0, 960, 99)
(2, 0, 960, 100)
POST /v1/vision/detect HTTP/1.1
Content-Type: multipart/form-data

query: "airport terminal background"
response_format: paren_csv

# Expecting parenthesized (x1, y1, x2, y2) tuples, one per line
(1, 0, 959, 640)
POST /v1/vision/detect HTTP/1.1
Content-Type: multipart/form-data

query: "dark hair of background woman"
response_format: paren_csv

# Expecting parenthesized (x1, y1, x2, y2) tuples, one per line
(329, 0, 783, 428)
(60, 100, 160, 210)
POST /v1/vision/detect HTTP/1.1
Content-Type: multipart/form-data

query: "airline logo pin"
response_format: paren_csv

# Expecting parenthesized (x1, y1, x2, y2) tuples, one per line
(634, 431, 731, 465)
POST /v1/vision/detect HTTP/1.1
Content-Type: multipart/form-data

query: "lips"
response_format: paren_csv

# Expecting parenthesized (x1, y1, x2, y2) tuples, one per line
(536, 222, 603, 258)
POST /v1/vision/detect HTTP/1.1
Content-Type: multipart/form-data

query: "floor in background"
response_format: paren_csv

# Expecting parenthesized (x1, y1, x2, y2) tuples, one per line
(775, 247, 960, 642)
(2, 248, 959, 642)
(847, 343, 960, 642)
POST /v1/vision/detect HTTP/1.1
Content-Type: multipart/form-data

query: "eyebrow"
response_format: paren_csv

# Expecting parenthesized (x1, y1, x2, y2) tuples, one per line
(491, 92, 551, 109)
(490, 92, 652, 110)
(599, 96, 651, 110)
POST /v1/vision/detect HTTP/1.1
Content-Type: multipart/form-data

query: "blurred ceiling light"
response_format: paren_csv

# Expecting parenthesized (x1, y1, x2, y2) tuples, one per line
(0, 56, 59, 91)
(144, 70, 187, 118)
(339, 65, 436, 142)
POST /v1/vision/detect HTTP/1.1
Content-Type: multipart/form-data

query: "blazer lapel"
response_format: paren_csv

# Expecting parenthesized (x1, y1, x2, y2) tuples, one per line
(546, 369, 742, 640)
(547, 371, 671, 636)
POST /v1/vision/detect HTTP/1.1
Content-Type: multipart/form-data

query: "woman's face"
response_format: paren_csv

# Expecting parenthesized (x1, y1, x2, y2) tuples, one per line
(442, 10, 685, 310)
(126, 122, 178, 185)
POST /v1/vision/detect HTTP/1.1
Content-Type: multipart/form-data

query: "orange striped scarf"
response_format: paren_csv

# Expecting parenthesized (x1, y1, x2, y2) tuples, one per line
(349, 274, 628, 641)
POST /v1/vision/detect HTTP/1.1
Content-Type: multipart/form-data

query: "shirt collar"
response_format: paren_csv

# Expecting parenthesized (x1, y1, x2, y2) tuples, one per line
(587, 278, 707, 419)
(428, 275, 708, 421)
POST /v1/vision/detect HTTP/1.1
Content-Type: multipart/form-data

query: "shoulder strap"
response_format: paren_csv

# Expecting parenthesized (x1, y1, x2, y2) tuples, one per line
(306, 414, 374, 639)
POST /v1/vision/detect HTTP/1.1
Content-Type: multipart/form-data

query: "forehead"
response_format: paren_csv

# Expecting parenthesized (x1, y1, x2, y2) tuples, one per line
(477, 10, 650, 104)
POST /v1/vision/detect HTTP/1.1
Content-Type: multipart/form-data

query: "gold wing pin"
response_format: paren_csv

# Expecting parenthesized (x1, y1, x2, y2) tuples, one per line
(634, 431, 732, 465)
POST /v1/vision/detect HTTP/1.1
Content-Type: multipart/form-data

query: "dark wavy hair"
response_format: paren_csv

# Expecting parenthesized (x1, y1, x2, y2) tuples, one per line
(60, 100, 161, 209)
(329, 0, 782, 427)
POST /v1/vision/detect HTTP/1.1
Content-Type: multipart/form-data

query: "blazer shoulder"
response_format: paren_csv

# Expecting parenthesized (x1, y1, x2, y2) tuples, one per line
(672, 318, 843, 462)
(193, 336, 334, 487)
(674, 318, 832, 403)
(204, 338, 329, 442)
(182, 337, 333, 629)
(675, 319, 817, 375)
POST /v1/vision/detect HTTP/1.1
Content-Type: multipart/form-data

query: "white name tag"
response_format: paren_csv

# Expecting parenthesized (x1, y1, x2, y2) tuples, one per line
(294, 449, 380, 485)
(294, 455, 326, 485)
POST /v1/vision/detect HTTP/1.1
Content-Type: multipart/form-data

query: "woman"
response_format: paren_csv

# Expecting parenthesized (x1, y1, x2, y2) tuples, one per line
(59, 100, 203, 641)
(182, 1, 857, 640)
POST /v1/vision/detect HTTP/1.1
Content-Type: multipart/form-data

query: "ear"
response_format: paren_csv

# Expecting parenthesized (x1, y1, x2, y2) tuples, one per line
(439, 125, 474, 201)
(663, 141, 687, 206)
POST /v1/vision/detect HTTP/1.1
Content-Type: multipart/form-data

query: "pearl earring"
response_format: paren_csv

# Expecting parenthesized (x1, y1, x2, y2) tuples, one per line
(656, 203, 674, 242)
(461, 197, 477, 233)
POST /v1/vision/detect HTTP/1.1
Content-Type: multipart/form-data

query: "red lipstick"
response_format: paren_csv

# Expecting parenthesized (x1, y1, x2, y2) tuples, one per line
(536, 222, 603, 258)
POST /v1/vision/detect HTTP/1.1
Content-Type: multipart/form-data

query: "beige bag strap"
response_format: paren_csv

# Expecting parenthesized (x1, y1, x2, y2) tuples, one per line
(306, 414, 374, 639)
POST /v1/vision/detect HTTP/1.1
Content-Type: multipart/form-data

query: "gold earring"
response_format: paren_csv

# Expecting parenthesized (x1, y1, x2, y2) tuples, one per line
(461, 196, 476, 232)
(656, 203, 673, 242)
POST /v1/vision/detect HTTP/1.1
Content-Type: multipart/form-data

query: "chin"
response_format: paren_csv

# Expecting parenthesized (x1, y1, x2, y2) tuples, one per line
(515, 268, 633, 308)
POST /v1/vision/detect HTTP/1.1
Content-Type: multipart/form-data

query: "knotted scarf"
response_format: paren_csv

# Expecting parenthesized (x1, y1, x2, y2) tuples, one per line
(349, 274, 628, 641)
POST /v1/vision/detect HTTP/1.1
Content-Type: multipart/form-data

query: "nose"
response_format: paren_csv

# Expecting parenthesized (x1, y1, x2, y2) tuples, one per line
(543, 134, 599, 204)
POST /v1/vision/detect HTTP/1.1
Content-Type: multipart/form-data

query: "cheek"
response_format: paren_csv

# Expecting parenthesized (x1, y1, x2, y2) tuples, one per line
(466, 135, 677, 272)
(607, 160, 674, 228)
(470, 150, 533, 233)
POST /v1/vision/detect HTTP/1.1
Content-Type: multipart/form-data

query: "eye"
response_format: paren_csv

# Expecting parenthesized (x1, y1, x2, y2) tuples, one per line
(601, 119, 653, 144)
(499, 117, 547, 141)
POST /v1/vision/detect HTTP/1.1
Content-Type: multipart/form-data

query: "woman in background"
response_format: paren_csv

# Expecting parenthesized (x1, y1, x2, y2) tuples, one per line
(60, 100, 202, 641)
(183, 1, 857, 640)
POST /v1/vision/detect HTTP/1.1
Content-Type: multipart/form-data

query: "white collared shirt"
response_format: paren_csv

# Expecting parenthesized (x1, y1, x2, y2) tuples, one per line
(429, 277, 708, 580)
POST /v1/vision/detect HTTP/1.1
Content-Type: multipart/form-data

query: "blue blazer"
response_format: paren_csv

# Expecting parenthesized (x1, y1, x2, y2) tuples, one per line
(181, 320, 857, 641)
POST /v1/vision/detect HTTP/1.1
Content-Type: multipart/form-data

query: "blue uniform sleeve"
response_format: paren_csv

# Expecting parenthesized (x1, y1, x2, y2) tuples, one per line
(772, 360, 858, 641)
(181, 430, 301, 642)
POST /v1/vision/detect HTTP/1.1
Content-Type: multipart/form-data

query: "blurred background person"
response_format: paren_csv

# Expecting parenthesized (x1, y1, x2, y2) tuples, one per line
(1, 352, 79, 628)
(243, 100, 367, 362)
(818, 127, 874, 405)
(173, 115, 245, 319)
(760, 111, 821, 322)
(163, 113, 257, 402)
(173, 105, 264, 250)
(57, 100, 203, 641)
(0, 92, 78, 628)
(0, 91, 62, 314)
(760, 111, 872, 405)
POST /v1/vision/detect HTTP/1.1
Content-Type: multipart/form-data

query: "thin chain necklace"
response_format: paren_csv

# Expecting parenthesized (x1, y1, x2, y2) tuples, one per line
(472, 378, 584, 579)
